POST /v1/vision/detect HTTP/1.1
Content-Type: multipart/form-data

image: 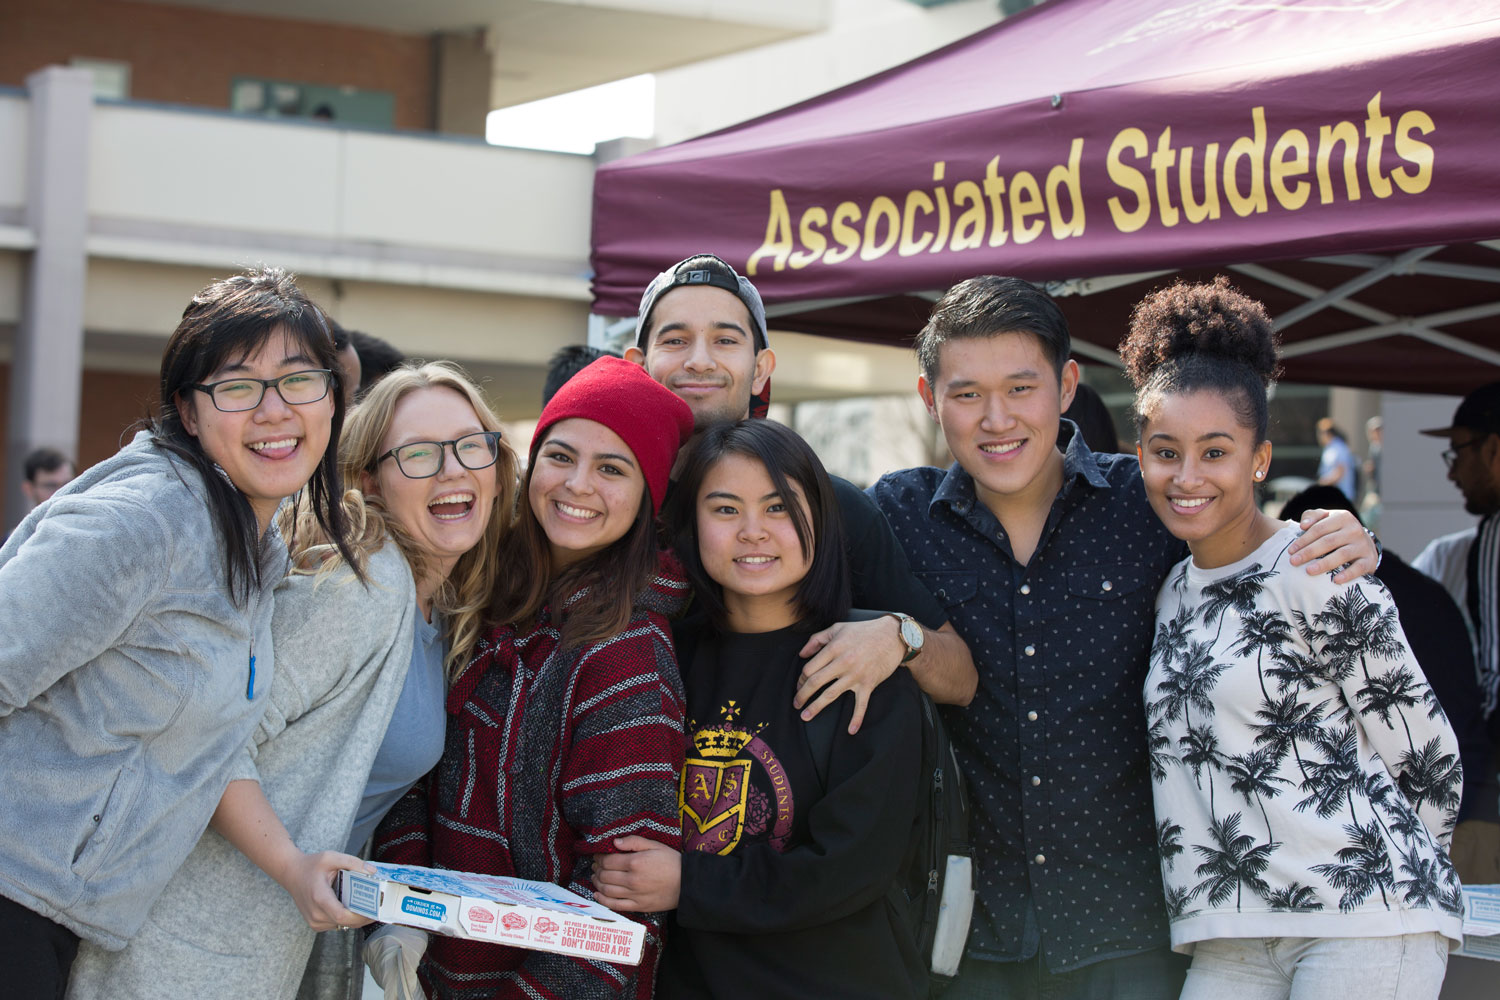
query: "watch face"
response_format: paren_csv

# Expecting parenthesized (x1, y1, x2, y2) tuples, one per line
(900, 617, 923, 650)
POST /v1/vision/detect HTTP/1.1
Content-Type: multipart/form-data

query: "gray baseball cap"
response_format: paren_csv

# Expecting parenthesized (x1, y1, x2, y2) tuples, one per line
(635, 254, 768, 352)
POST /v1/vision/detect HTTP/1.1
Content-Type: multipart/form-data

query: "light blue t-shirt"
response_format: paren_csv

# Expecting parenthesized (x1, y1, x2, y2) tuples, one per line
(1318, 436, 1358, 502)
(345, 607, 448, 854)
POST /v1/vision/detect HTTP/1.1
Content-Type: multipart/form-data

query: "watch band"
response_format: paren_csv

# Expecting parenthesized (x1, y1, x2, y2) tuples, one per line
(885, 611, 923, 665)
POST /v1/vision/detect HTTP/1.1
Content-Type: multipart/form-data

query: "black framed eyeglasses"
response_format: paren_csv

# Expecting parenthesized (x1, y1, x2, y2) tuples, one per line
(190, 369, 334, 412)
(377, 431, 504, 479)
(1441, 438, 1486, 469)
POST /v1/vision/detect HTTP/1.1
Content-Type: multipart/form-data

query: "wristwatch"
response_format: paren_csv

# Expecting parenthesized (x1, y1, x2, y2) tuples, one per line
(885, 612, 925, 665)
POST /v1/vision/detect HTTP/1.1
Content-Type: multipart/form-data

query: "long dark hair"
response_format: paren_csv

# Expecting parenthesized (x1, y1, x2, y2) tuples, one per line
(488, 433, 660, 651)
(150, 267, 357, 604)
(664, 419, 850, 632)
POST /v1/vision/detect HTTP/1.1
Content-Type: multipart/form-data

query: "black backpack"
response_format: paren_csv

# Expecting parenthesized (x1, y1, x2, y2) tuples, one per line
(805, 627, 975, 996)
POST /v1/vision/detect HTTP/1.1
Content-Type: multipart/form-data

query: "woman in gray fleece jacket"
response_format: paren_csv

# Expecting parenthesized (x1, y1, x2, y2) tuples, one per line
(0, 268, 365, 998)
(66, 362, 520, 1000)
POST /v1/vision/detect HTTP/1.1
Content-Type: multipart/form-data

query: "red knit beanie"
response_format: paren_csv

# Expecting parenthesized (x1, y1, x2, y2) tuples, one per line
(531, 355, 694, 514)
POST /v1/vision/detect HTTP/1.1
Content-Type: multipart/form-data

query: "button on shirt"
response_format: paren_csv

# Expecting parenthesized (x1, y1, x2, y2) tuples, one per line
(870, 423, 1185, 972)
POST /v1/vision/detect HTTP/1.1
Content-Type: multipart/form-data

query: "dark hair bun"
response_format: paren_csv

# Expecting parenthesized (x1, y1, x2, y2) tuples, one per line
(1119, 276, 1279, 388)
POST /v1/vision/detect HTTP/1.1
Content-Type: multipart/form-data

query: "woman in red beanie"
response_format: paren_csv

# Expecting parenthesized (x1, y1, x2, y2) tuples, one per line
(369, 356, 695, 1000)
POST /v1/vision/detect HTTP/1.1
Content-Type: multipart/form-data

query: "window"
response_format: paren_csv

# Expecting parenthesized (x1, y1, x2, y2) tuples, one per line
(71, 58, 130, 100)
(229, 77, 395, 129)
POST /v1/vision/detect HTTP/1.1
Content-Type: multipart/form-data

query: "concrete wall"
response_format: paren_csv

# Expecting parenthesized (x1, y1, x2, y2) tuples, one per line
(85, 102, 596, 272)
(652, 0, 1001, 145)
(0, 0, 436, 130)
(0, 253, 21, 325)
(0, 93, 27, 253)
(0, 362, 159, 479)
(433, 28, 492, 137)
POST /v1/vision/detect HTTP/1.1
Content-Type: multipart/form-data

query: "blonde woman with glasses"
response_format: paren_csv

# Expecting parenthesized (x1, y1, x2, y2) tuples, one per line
(67, 362, 519, 1000)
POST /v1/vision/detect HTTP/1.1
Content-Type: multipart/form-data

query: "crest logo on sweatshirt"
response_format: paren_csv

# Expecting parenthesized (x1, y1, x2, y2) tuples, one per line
(680, 702, 794, 854)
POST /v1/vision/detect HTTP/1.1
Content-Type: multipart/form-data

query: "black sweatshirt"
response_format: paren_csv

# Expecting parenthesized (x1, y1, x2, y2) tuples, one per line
(660, 620, 927, 1000)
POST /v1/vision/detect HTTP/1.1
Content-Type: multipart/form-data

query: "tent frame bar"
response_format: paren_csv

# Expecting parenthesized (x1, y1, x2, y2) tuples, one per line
(1054, 243, 1500, 369)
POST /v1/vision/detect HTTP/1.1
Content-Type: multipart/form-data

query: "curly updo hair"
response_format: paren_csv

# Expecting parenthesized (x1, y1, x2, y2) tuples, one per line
(1119, 276, 1281, 442)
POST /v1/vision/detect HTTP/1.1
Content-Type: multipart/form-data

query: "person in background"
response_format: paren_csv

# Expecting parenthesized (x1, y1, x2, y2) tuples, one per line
(595, 418, 928, 999)
(65, 363, 518, 1000)
(626, 253, 976, 734)
(1316, 417, 1359, 503)
(869, 275, 1377, 1000)
(1413, 381, 1500, 887)
(327, 319, 362, 409)
(349, 329, 407, 398)
(369, 356, 694, 1000)
(543, 344, 618, 406)
(1062, 382, 1121, 454)
(1280, 483, 1492, 885)
(1126, 278, 1459, 1000)
(0, 267, 357, 998)
(20, 447, 75, 510)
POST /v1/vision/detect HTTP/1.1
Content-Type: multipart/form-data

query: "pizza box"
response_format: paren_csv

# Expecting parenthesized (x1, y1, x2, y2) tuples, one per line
(1456, 884, 1500, 962)
(336, 861, 645, 966)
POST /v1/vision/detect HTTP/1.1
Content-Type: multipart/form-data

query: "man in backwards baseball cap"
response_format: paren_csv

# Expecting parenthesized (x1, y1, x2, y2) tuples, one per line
(625, 252, 975, 737)
(627, 254, 774, 425)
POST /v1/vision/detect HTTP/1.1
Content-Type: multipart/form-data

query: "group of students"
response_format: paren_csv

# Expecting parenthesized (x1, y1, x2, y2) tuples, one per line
(0, 254, 1465, 1000)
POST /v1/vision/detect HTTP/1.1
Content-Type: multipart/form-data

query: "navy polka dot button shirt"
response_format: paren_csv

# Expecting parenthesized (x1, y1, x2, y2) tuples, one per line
(870, 423, 1185, 973)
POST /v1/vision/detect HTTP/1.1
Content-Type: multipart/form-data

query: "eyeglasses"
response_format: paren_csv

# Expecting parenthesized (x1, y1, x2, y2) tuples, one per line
(1441, 438, 1487, 469)
(191, 369, 334, 412)
(377, 431, 504, 479)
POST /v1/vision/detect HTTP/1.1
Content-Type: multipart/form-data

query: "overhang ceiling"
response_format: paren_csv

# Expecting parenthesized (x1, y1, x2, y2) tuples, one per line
(152, 0, 824, 108)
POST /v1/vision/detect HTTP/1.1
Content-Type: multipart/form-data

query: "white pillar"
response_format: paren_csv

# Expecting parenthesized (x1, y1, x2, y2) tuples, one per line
(6, 66, 91, 530)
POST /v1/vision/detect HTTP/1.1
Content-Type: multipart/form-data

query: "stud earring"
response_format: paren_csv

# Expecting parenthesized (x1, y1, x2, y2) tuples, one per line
(1254, 470, 1265, 481)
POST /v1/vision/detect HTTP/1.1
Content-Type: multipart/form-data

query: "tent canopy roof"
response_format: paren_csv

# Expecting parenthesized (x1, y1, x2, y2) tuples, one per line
(592, 0, 1500, 394)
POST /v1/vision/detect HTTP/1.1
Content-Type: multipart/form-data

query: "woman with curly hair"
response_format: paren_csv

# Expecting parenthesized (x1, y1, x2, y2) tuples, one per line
(1124, 278, 1463, 1000)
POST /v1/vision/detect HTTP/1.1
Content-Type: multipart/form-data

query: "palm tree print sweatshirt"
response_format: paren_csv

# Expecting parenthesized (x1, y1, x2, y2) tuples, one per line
(1145, 522, 1464, 952)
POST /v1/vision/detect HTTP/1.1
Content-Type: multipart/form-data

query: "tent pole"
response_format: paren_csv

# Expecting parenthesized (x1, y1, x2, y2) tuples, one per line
(1281, 300, 1500, 364)
(1229, 263, 1388, 324)
(1275, 246, 1442, 329)
(1305, 255, 1500, 285)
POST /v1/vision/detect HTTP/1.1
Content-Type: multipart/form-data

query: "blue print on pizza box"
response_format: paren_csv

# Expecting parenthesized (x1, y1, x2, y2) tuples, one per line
(381, 864, 473, 896)
(344, 873, 380, 916)
(401, 896, 448, 922)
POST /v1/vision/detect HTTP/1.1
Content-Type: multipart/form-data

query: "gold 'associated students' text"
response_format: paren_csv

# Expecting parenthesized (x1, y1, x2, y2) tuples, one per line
(747, 92, 1434, 276)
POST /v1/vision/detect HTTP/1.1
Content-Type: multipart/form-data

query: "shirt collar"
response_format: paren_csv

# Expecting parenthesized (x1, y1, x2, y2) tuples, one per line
(1058, 418, 1112, 492)
(931, 459, 978, 516)
(929, 418, 1111, 518)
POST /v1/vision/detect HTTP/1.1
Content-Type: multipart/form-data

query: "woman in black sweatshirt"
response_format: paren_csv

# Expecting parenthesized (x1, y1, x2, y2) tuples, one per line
(593, 418, 927, 999)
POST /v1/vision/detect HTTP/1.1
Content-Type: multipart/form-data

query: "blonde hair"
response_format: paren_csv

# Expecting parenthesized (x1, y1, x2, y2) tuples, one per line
(283, 361, 518, 681)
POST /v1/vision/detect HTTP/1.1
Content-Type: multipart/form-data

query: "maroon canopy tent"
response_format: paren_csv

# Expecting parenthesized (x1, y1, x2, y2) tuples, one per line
(590, 0, 1500, 394)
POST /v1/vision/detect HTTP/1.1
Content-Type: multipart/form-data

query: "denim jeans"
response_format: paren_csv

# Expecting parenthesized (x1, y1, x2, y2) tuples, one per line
(1179, 934, 1449, 1000)
(945, 947, 1189, 1000)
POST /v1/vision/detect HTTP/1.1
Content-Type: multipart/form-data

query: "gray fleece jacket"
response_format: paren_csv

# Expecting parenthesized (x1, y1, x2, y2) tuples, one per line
(66, 538, 418, 1000)
(0, 431, 284, 949)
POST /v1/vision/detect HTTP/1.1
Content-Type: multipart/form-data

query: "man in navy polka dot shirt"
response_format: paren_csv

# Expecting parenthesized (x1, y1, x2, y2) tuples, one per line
(868, 276, 1379, 1000)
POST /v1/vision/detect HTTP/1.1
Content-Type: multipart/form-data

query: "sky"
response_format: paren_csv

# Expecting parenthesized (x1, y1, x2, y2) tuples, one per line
(485, 74, 656, 154)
